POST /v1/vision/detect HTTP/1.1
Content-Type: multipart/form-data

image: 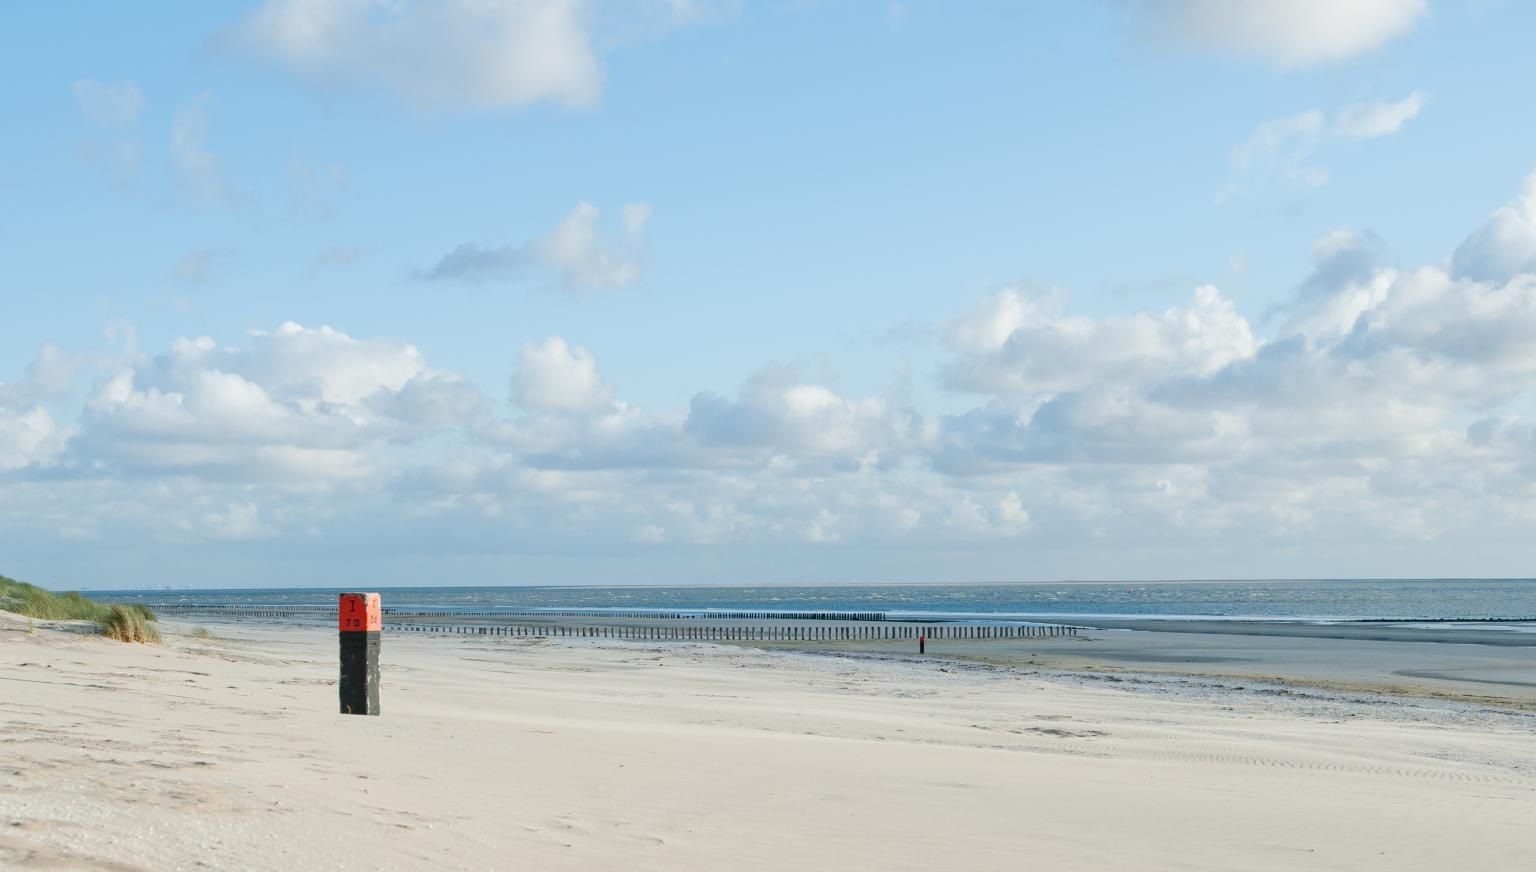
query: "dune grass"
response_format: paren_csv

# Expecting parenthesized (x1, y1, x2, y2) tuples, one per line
(1, 573, 159, 642)
(103, 604, 162, 643)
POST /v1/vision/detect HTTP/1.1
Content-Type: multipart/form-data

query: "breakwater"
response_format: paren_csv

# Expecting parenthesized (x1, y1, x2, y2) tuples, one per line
(150, 603, 1080, 643)
(392, 622, 1078, 641)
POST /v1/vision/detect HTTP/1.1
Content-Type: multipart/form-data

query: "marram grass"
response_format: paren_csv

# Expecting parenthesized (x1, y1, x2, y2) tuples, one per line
(103, 605, 161, 643)
(2, 573, 159, 643)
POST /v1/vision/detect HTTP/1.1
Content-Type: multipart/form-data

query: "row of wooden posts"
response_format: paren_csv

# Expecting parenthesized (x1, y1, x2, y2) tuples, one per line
(384, 609, 890, 621)
(393, 623, 1077, 641)
(156, 608, 316, 619)
(158, 606, 891, 622)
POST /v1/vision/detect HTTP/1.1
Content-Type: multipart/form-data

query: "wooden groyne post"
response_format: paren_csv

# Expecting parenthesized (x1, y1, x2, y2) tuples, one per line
(339, 592, 381, 716)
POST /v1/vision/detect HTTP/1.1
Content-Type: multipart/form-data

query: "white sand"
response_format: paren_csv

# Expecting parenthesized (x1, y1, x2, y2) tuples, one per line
(2, 614, 1532, 871)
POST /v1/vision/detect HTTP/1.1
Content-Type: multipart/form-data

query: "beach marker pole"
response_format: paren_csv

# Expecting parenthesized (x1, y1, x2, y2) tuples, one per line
(338, 592, 381, 716)
(919, 634, 925, 655)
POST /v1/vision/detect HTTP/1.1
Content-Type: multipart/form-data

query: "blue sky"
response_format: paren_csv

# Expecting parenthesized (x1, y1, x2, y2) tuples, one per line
(4, 1, 1536, 588)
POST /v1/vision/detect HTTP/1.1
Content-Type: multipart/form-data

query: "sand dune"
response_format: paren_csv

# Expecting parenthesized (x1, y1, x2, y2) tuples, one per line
(2, 614, 1532, 870)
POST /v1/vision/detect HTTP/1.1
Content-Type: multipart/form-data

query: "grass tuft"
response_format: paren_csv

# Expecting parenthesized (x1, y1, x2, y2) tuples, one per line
(103, 605, 161, 644)
(191, 626, 213, 639)
(125, 602, 158, 622)
(2, 572, 159, 642)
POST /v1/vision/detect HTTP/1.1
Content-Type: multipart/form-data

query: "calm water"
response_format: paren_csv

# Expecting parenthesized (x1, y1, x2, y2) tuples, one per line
(89, 579, 1536, 621)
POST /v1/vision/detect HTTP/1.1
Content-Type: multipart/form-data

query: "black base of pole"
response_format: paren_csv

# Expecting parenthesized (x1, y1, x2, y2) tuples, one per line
(339, 631, 381, 715)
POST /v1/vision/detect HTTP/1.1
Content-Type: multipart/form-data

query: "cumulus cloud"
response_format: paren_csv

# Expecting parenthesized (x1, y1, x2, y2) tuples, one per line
(1223, 92, 1423, 198)
(685, 367, 932, 466)
(943, 284, 1256, 395)
(1451, 168, 1536, 283)
(1133, 0, 1426, 67)
(203, 502, 276, 539)
(0, 344, 85, 407)
(0, 406, 66, 472)
(66, 322, 477, 480)
(511, 337, 616, 413)
(0, 345, 82, 472)
(417, 202, 650, 289)
(22, 167, 1536, 579)
(230, 0, 602, 112)
(1270, 229, 1396, 338)
(486, 344, 933, 477)
(534, 201, 649, 289)
(913, 167, 1536, 559)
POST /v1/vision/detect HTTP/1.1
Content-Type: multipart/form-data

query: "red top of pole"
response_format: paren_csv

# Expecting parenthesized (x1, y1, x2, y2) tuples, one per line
(339, 592, 381, 631)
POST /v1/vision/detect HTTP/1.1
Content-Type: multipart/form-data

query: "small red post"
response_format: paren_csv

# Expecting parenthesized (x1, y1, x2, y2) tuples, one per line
(339, 593, 381, 716)
(919, 634, 925, 655)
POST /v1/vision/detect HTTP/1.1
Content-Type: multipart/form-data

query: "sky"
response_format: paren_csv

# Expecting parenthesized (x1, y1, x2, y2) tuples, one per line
(4, 0, 1536, 589)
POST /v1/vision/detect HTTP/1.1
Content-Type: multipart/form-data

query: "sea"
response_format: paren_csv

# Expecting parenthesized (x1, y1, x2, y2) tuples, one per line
(88, 579, 1536, 623)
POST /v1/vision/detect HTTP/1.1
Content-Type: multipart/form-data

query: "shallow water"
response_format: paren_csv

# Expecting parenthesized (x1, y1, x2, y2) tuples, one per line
(90, 578, 1536, 622)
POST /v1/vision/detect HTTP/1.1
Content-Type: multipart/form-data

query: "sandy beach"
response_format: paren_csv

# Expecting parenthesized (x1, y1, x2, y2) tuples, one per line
(3, 613, 1534, 871)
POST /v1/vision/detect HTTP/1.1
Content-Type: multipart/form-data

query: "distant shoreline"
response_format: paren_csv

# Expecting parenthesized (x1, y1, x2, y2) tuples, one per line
(79, 576, 1536, 593)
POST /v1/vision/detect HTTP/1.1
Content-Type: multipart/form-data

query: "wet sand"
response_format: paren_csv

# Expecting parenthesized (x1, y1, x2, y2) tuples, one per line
(234, 610, 1536, 706)
(751, 619, 1536, 708)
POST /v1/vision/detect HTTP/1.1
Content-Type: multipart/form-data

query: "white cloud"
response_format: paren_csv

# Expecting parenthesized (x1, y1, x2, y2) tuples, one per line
(940, 491, 1034, 539)
(418, 201, 651, 289)
(511, 337, 616, 413)
(203, 502, 276, 539)
(0, 406, 66, 472)
(487, 349, 934, 477)
(943, 284, 1256, 395)
(23, 167, 1536, 580)
(1225, 93, 1424, 198)
(918, 166, 1536, 558)
(535, 201, 649, 289)
(0, 344, 85, 406)
(1451, 168, 1536, 283)
(998, 492, 1030, 533)
(805, 508, 840, 543)
(66, 322, 476, 480)
(684, 367, 933, 466)
(1231, 109, 1326, 176)
(1133, 0, 1426, 67)
(231, 0, 602, 112)
(622, 203, 653, 236)
(1332, 92, 1426, 139)
(1267, 229, 1396, 340)
(0, 345, 82, 471)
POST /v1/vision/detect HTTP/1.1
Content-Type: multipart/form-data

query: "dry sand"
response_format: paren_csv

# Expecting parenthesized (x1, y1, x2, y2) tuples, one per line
(2, 612, 1533, 871)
